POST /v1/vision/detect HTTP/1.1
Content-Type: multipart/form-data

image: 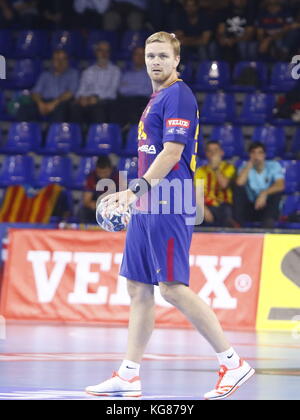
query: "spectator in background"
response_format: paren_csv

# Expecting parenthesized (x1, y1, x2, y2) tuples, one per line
(71, 41, 120, 124)
(39, 0, 74, 29)
(17, 50, 79, 122)
(173, 0, 215, 60)
(0, 0, 16, 28)
(147, 0, 182, 32)
(72, 0, 112, 29)
(195, 141, 236, 227)
(234, 142, 285, 228)
(217, 0, 257, 62)
(114, 47, 152, 126)
(78, 155, 120, 224)
(273, 80, 300, 122)
(105, 0, 147, 31)
(11, 0, 40, 28)
(257, 0, 299, 60)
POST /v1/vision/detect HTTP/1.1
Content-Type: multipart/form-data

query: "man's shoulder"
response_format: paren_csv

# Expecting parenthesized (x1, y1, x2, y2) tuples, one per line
(265, 160, 283, 172)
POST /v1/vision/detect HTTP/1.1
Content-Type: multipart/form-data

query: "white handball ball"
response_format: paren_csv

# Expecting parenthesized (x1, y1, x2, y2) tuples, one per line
(96, 200, 131, 232)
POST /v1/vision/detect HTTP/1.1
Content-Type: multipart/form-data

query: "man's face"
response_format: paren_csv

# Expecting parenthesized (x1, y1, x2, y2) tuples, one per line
(95, 42, 110, 62)
(184, 0, 199, 15)
(145, 42, 180, 84)
(52, 51, 69, 73)
(205, 143, 224, 161)
(249, 147, 266, 165)
(96, 166, 112, 179)
(232, 0, 246, 8)
(133, 47, 145, 68)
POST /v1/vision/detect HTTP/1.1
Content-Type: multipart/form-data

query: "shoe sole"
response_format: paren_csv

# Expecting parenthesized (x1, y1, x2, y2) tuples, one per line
(86, 390, 142, 398)
(204, 367, 255, 400)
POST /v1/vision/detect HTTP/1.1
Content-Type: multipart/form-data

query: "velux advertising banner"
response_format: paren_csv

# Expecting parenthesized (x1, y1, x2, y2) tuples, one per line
(1, 229, 263, 330)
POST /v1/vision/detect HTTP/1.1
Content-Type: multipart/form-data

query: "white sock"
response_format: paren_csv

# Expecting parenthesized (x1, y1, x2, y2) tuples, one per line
(118, 360, 140, 380)
(216, 347, 240, 369)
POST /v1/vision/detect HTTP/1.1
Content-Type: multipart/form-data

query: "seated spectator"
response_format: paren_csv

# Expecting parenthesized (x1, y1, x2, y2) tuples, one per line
(11, 0, 40, 28)
(147, 0, 182, 32)
(70, 41, 121, 124)
(0, 0, 16, 28)
(257, 0, 299, 61)
(234, 141, 285, 228)
(173, 0, 215, 60)
(39, 0, 73, 29)
(78, 155, 121, 224)
(71, 0, 112, 29)
(217, 0, 257, 63)
(114, 47, 152, 126)
(195, 141, 236, 227)
(105, 0, 147, 30)
(17, 50, 79, 122)
(273, 80, 300, 122)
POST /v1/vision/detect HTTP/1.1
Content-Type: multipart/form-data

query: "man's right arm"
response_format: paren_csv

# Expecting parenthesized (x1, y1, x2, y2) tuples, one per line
(236, 162, 252, 186)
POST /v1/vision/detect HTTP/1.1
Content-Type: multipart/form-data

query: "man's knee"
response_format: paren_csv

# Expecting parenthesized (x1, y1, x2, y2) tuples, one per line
(159, 282, 182, 305)
(127, 279, 154, 303)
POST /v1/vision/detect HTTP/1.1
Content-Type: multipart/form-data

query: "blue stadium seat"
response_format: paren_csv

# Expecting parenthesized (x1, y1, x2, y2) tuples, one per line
(118, 30, 149, 60)
(279, 160, 300, 194)
(289, 128, 300, 157)
(194, 61, 230, 91)
(84, 123, 122, 155)
(1, 122, 41, 154)
(14, 30, 48, 58)
(86, 30, 119, 59)
(6, 59, 41, 89)
(0, 155, 34, 187)
(231, 61, 268, 92)
(210, 124, 245, 158)
(41, 123, 82, 155)
(122, 125, 138, 157)
(0, 30, 14, 58)
(36, 156, 72, 187)
(267, 62, 297, 92)
(179, 62, 194, 85)
(200, 92, 235, 124)
(71, 156, 98, 190)
(281, 194, 300, 217)
(252, 125, 285, 158)
(237, 93, 275, 124)
(51, 30, 83, 57)
(118, 157, 138, 181)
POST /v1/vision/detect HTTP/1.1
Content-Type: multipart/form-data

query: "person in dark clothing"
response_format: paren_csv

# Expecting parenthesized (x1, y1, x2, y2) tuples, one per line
(78, 155, 121, 224)
(0, 0, 16, 28)
(257, 0, 299, 60)
(273, 80, 300, 121)
(234, 142, 285, 228)
(173, 0, 215, 60)
(217, 0, 257, 62)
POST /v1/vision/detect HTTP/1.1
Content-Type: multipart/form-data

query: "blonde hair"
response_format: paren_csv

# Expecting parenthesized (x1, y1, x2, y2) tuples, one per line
(145, 32, 181, 57)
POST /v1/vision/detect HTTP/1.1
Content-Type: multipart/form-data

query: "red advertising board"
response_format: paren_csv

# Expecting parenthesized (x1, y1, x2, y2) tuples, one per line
(0, 229, 264, 330)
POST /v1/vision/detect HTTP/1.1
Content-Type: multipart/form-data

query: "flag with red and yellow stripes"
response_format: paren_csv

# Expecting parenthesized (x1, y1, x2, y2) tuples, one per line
(0, 184, 63, 223)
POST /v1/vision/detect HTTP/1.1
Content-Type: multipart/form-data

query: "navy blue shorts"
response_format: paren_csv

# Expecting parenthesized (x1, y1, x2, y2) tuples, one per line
(119, 213, 194, 286)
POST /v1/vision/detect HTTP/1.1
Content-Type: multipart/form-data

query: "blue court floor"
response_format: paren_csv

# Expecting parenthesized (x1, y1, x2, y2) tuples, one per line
(0, 323, 299, 400)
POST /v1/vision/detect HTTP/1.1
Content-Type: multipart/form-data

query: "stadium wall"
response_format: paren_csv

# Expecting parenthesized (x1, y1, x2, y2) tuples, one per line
(0, 228, 299, 332)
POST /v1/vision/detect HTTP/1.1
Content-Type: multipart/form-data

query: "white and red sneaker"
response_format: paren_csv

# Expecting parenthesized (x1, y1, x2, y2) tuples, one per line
(85, 371, 142, 398)
(204, 359, 255, 400)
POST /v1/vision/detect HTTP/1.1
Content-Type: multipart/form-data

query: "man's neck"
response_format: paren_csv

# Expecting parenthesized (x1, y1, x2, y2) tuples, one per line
(254, 162, 265, 173)
(152, 72, 179, 93)
(97, 60, 109, 68)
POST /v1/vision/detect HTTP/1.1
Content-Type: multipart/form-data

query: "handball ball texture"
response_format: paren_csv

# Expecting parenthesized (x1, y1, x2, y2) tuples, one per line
(96, 201, 131, 232)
